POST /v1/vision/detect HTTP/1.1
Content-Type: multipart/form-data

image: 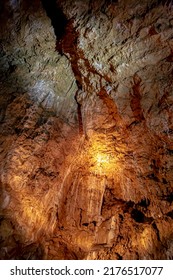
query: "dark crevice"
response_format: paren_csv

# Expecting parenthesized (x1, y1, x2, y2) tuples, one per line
(131, 209, 154, 224)
(138, 198, 150, 208)
(162, 178, 168, 184)
(79, 208, 82, 227)
(166, 210, 173, 219)
(115, 252, 123, 260)
(82, 223, 89, 227)
(152, 222, 161, 242)
(82, 221, 97, 227)
(119, 214, 124, 222)
(41, 0, 68, 53)
(131, 209, 145, 223)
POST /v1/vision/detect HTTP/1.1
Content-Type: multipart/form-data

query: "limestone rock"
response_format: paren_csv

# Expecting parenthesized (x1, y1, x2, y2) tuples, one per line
(0, 0, 173, 259)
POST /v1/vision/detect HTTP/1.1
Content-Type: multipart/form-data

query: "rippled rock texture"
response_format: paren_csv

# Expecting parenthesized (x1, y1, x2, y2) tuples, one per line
(0, 0, 173, 259)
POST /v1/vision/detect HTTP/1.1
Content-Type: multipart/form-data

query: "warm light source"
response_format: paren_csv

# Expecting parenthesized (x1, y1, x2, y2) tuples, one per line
(95, 153, 111, 172)
(93, 152, 113, 175)
(96, 153, 110, 166)
(87, 133, 118, 175)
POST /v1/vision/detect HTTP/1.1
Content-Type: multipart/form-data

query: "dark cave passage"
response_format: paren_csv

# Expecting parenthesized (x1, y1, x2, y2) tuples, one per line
(41, 0, 68, 54)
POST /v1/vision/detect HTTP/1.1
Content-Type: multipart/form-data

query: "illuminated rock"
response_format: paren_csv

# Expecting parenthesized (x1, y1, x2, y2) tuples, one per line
(0, 0, 173, 260)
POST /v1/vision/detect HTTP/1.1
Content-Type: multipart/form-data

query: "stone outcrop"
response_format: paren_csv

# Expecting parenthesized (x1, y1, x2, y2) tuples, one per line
(0, 0, 173, 259)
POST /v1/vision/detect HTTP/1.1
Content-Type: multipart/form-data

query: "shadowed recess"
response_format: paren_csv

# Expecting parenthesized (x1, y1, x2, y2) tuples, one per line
(41, 0, 68, 43)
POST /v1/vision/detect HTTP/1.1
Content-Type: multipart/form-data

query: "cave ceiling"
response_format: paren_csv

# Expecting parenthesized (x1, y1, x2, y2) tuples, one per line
(0, 0, 173, 260)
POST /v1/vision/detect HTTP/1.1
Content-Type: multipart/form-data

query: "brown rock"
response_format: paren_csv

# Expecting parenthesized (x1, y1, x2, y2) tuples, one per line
(0, 0, 173, 260)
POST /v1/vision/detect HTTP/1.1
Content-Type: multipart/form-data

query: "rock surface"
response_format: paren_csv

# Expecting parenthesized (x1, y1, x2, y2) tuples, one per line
(0, 0, 173, 259)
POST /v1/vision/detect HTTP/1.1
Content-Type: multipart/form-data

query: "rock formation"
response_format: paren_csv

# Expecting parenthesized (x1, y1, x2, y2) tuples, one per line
(0, 0, 173, 259)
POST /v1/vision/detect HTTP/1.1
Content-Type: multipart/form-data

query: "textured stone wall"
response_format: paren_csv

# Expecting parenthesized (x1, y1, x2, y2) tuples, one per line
(0, 0, 173, 259)
(0, 0, 79, 259)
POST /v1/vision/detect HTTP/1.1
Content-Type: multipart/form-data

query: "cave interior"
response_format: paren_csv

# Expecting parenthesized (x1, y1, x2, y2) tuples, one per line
(0, 0, 173, 260)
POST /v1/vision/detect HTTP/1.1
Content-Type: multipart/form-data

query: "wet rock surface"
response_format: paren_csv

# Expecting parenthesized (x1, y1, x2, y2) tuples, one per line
(0, 0, 173, 259)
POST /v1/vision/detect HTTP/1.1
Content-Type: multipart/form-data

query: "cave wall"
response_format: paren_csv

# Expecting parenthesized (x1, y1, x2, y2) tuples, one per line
(0, 0, 173, 259)
(0, 0, 79, 259)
